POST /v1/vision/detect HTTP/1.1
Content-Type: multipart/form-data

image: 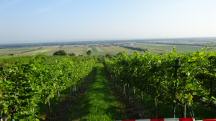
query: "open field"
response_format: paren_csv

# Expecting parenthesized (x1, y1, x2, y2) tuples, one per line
(0, 45, 134, 56)
(1, 42, 216, 56)
(130, 43, 214, 53)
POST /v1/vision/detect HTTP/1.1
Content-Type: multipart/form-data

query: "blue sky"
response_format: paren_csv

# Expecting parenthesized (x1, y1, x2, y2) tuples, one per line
(0, 0, 216, 43)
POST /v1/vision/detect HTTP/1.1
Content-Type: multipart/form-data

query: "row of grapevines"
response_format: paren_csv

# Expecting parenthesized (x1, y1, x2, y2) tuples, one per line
(105, 50, 216, 118)
(0, 55, 95, 120)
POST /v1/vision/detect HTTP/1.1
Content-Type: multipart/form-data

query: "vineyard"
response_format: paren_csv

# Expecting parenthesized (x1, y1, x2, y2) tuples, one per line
(0, 50, 216, 121)
(105, 50, 216, 119)
(0, 56, 96, 120)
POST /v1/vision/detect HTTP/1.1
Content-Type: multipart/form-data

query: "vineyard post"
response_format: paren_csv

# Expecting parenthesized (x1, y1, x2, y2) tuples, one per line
(184, 103, 187, 118)
(0, 108, 2, 121)
(154, 92, 159, 118)
(48, 100, 51, 121)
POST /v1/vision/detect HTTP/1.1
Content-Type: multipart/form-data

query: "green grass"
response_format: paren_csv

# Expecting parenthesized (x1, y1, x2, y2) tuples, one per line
(83, 65, 122, 121)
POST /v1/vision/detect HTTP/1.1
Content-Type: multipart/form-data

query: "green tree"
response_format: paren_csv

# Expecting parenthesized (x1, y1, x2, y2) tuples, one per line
(53, 50, 67, 56)
(87, 50, 92, 55)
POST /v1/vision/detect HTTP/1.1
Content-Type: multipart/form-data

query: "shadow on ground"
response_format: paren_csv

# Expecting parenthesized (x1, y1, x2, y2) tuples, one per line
(40, 66, 123, 121)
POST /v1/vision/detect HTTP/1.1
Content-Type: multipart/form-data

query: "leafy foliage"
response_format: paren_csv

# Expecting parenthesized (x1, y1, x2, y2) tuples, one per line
(105, 51, 216, 118)
(0, 56, 95, 120)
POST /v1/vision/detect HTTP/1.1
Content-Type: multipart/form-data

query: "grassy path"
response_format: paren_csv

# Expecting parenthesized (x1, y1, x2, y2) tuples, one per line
(82, 65, 123, 121)
(47, 65, 124, 121)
